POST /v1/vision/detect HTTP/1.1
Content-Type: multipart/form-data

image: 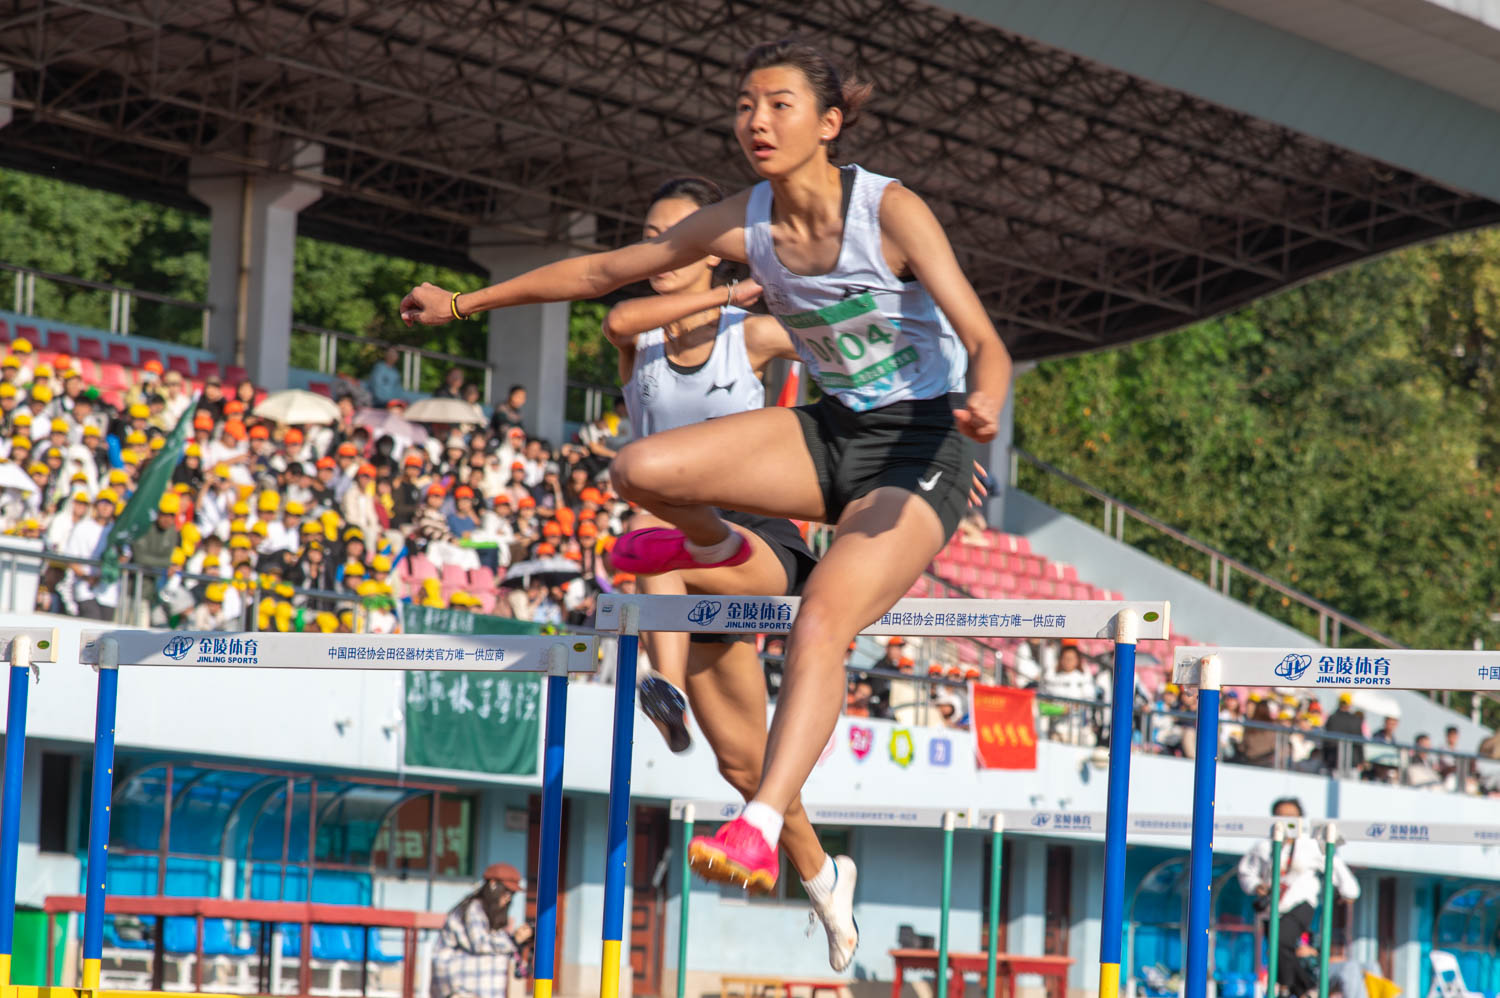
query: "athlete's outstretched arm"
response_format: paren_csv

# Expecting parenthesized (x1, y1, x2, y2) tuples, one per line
(878, 185, 1012, 442)
(399, 194, 751, 326)
(602, 280, 765, 346)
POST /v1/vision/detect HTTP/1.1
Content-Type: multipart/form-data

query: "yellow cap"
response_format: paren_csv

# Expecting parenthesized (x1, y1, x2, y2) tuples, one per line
(422, 577, 441, 593)
(9, 437, 28, 452)
(170, 548, 187, 567)
(320, 510, 340, 523)
(232, 500, 250, 517)
(128, 403, 149, 419)
(338, 610, 355, 631)
(316, 612, 340, 633)
(357, 580, 380, 597)
(214, 463, 231, 479)
(71, 491, 90, 504)
(27, 462, 47, 476)
(284, 500, 305, 516)
(12, 413, 30, 427)
(125, 430, 146, 446)
(450, 591, 474, 606)
(96, 488, 119, 504)
(229, 535, 252, 550)
(62, 368, 80, 380)
(185, 443, 201, 457)
(150, 437, 165, 451)
(274, 582, 294, 599)
(205, 583, 228, 603)
(301, 521, 322, 534)
(258, 491, 279, 512)
(10, 340, 31, 354)
(372, 554, 392, 573)
(274, 602, 295, 631)
(29, 385, 52, 402)
(0, 356, 18, 369)
(49, 418, 68, 433)
(1339, 692, 1353, 704)
(159, 493, 181, 515)
(203, 555, 222, 569)
(180, 521, 201, 545)
(0, 384, 14, 398)
(108, 469, 127, 485)
(120, 450, 140, 465)
(83, 424, 100, 437)
(344, 562, 365, 577)
(34, 363, 53, 378)
(250, 521, 268, 537)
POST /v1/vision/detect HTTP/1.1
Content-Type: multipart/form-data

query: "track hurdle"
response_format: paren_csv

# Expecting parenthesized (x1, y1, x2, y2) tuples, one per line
(0, 629, 595, 998)
(594, 594, 1170, 998)
(1174, 646, 1500, 998)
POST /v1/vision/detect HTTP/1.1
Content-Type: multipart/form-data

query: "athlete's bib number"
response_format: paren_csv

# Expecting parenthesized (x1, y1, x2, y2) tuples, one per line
(782, 293, 917, 390)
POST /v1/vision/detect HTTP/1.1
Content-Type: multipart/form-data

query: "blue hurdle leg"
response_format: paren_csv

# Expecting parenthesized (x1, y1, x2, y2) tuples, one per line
(533, 670, 569, 998)
(1098, 612, 1138, 998)
(82, 641, 121, 989)
(601, 608, 639, 998)
(0, 636, 34, 986)
(1184, 655, 1222, 998)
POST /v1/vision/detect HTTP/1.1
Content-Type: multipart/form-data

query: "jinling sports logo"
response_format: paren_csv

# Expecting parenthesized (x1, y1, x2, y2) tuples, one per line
(687, 600, 723, 625)
(1365, 824, 1386, 839)
(1031, 813, 1051, 828)
(1274, 653, 1313, 682)
(163, 635, 195, 661)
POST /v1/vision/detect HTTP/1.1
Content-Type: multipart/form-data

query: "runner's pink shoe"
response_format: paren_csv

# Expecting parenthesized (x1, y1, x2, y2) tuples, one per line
(689, 817, 779, 894)
(611, 527, 750, 576)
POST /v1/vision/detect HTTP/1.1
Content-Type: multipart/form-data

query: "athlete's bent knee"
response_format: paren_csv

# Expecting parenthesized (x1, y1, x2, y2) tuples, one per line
(716, 757, 759, 800)
(610, 440, 665, 504)
(787, 597, 855, 656)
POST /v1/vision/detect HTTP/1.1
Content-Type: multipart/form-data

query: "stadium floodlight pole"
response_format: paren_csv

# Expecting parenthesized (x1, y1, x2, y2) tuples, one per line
(1317, 823, 1338, 998)
(81, 637, 121, 990)
(1184, 653, 1221, 998)
(1267, 821, 1286, 994)
(676, 803, 694, 998)
(1098, 609, 1139, 998)
(0, 634, 32, 988)
(600, 602, 641, 998)
(532, 644, 571, 998)
(986, 812, 1003, 998)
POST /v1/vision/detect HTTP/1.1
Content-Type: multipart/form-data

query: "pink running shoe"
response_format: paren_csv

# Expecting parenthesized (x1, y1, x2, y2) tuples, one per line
(611, 527, 750, 576)
(689, 817, 779, 894)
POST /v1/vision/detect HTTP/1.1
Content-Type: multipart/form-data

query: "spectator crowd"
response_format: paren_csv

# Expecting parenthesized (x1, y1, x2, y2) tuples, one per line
(0, 338, 642, 634)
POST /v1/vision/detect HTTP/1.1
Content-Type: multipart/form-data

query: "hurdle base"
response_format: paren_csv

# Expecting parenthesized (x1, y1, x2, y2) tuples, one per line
(1, 989, 236, 998)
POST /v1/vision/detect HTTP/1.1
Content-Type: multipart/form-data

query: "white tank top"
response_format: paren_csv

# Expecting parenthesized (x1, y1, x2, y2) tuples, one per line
(744, 165, 968, 412)
(623, 305, 764, 437)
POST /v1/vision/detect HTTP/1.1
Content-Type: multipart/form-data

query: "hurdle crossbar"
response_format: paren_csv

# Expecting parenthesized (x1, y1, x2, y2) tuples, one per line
(597, 597, 1164, 998)
(1172, 644, 1500, 998)
(1, 630, 593, 998)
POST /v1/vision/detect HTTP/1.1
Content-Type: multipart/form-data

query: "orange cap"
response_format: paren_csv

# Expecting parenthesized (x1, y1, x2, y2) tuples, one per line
(358, 462, 376, 478)
(143, 359, 164, 374)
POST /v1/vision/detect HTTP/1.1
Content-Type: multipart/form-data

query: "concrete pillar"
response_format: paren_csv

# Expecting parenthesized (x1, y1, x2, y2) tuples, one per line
(984, 361, 1032, 529)
(1008, 837, 1049, 996)
(188, 141, 323, 388)
(470, 216, 594, 448)
(0, 66, 13, 131)
(1068, 844, 1104, 997)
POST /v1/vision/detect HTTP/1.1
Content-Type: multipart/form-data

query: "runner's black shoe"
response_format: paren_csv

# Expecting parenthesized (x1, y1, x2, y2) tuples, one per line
(638, 672, 692, 753)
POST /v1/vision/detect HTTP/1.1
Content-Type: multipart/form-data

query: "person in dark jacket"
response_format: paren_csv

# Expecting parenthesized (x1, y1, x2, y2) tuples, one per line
(1321, 693, 1365, 773)
(132, 493, 183, 623)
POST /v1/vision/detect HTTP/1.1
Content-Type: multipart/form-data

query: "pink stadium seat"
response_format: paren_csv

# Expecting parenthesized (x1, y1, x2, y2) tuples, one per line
(1060, 564, 1079, 582)
(226, 365, 249, 386)
(408, 554, 438, 582)
(469, 566, 496, 591)
(45, 330, 71, 354)
(476, 592, 498, 615)
(440, 564, 468, 589)
(101, 389, 125, 410)
(99, 363, 130, 391)
(167, 354, 193, 377)
(137, 347, 162, 369)
(76, 337, 104, 362)
(197, 360, 220, 380)
(107, 342, 133, 366)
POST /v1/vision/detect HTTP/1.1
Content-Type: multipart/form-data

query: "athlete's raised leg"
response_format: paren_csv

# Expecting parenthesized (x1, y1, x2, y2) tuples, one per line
(610, 407, 825, 553)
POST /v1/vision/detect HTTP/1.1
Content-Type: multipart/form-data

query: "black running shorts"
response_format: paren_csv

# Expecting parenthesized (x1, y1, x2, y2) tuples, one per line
(792, 392, 975, 541)
(688, 509, 817, 645)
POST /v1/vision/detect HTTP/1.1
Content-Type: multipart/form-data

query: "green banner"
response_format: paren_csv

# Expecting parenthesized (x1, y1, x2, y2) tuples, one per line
(401, 604, 548, 775)
(100, 397, 197, 585)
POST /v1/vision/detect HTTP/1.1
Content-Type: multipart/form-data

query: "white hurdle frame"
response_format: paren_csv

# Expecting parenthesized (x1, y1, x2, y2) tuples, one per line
(0, 629, 595, 997)
(1174, 645, 1500, 998)
(593, 595, 1170, 998)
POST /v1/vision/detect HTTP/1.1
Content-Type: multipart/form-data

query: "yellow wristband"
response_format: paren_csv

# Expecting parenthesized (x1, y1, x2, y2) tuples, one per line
(450, 292, 467, 321)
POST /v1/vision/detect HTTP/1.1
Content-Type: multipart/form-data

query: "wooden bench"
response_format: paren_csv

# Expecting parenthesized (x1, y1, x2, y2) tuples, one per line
(721, 975, 852, 998)
(889, 949, 1074, 998)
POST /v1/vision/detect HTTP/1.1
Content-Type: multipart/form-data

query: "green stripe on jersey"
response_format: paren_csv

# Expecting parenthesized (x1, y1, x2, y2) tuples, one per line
(781, 293, 878, 329)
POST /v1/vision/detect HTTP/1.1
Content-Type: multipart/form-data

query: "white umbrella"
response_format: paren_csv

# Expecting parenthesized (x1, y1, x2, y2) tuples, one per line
(404, 397, 485, 426)
(0, 463, 38, 494)
(1349, 689, 1402, 720)
(503, 558, 581, 587)
(354, 408, 429, 447)
(254, 389, 341, 425)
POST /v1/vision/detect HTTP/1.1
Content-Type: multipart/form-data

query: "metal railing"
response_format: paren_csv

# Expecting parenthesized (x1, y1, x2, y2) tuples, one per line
(289, 322, 492, 403)
(3, 260, 212, 345)
(1010, 447, 1400, 650)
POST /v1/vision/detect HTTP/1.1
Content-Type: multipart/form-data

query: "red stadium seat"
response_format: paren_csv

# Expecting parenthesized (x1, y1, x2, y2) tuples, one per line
(15, 325, 38, 347)
(167, 354, 193, 377)
(226, 365, 249, 386)
(308, 381, 331, 397)
(101, 389, 125, 410)
(0, 319, 9, 343)
(99, 363, 130, 391)
(197, 360, 220, 380)
(76, 337, 104, 362)
(137, 347, 163, 370)
(45, 330, 72, 354)
(107, 342, 133, 366)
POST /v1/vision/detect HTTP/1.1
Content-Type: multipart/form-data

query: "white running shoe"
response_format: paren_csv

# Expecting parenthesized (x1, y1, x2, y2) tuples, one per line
(808, 855, 859, 972)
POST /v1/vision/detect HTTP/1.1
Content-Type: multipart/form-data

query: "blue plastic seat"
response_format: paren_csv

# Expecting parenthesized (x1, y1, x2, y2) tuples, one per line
(312, 926, 361, 962)
(163, 917, 199, 954)
(202, 919, 255, 957)
(366, 928, 402, 964)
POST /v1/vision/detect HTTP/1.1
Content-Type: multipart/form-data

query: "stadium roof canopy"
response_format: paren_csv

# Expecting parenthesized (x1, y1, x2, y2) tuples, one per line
(3, 0, 1500, 361)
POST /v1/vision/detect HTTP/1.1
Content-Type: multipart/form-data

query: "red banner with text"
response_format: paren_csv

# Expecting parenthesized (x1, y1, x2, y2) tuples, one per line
(970, 683, 1038, 770)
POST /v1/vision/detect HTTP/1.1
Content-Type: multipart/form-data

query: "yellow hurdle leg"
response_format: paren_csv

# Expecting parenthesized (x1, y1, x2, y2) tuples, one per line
(1098, 962, 1120, 998)
(600, 938, 622, 998)
(82, 958, 101, 990)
